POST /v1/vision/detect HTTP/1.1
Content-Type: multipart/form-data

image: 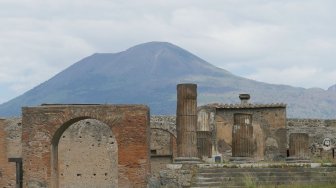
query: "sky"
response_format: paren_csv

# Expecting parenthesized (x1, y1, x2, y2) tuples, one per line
(0, 0, 335, 104)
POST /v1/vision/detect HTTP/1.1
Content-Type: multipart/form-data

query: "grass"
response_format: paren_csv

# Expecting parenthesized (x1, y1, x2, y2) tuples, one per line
(242, 173, 257, 188)
(311, 157, 335, 164)
(255, 184, 336, 188)
(240, 179, 336, 188)
(239, 173, 336, 188)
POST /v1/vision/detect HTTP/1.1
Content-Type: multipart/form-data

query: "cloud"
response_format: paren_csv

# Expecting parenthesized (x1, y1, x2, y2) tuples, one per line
(247, 67, 336, 89)
(0, 0, 335, 103)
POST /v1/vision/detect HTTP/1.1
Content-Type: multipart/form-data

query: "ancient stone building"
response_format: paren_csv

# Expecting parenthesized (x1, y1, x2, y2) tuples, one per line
(197, 94, 287, 161)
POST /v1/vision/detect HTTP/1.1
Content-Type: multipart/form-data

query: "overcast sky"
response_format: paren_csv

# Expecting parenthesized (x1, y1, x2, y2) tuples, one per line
(0, 0, 335, 104)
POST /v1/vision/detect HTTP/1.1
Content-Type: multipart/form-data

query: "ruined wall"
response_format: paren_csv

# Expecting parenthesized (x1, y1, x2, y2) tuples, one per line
(287, 119, 336, 160)
(214, 107, 287, 161)
(150, 116, 176, 177)
(58, 119, 118, 188)
(2, 113, 336, 188)
(22, 105, 150, 188)
(0, 118, 22, 188)
(150, 129, 172, 156)
(150, 116, 336, 162)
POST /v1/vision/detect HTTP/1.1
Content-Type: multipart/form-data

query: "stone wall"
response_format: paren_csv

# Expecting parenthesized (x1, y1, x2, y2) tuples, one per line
(287, 119, 336, 128)
(150, 116, 177, 177)
(0, 118, 22, 188)
(213, 108, 286, 160)
(150, 116, 336, 162)
(287, 119, 336, 160)
(2, 114, 336, 188)
(58, 119, 118, 188)
(150, 129, 174, 156)
(150, 116, 176, 137)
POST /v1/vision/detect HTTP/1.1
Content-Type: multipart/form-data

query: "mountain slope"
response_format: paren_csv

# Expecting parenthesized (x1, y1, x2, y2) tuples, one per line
(328, 84, 336, 92)
(0, 42, 335, 118)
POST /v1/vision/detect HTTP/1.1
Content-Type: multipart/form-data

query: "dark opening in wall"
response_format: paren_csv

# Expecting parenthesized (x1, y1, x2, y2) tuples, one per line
(151, 150, 157, 155)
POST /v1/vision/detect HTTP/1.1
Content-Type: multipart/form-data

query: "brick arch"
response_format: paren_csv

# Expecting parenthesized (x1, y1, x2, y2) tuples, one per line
(22, 104, 150, 188)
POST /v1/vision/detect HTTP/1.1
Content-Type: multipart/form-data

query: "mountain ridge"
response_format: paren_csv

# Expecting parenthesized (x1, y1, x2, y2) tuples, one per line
(328, 84, 336, 92)
(0, 41, 335, 118)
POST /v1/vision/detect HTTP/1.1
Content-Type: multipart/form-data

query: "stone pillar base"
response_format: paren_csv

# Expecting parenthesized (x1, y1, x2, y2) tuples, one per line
(174, 157, 202, 164)
(285, 157, 311, 163)
(229, 157, 255, 163)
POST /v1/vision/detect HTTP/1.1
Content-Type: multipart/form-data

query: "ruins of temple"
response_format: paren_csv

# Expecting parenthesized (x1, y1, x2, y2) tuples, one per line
(197, 94, 287, 161)
(1, 83, 336, 187)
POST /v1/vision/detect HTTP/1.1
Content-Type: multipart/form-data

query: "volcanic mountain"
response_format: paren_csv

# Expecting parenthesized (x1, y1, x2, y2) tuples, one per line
(0, 42, 335, 118)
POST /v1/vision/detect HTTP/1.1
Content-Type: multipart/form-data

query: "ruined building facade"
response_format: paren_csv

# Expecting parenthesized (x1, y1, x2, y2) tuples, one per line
(1, 85, 336, 188)
(197, 94, 287, 161)
(1, 104, 151, 188)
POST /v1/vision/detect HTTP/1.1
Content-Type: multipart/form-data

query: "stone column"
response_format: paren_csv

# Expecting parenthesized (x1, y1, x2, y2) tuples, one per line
(289, 133, 309, 159)
(175, 83, 199, 162)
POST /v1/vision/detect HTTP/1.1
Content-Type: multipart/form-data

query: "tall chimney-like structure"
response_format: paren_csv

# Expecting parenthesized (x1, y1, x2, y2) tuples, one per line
(175, 83, 199, 162)
(239, 94, 250, 104)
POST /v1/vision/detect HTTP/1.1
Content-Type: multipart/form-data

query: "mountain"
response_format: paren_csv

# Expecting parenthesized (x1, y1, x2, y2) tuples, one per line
(0, 42, 336, 118)
(328, 84, 336, 92)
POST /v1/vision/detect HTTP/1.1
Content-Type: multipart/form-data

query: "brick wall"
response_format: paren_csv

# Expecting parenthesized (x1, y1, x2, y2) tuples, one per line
(21, 104, 150, 188)
(0, 118, 22, 188)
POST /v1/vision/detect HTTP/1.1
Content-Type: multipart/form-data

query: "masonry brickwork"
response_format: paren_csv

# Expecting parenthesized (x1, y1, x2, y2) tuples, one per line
(0, 118, 22, 188)
(21, 104, 150, 188)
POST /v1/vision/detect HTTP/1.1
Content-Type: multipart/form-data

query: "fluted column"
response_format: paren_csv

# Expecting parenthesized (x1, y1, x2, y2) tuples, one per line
(176, 83, 198, 159)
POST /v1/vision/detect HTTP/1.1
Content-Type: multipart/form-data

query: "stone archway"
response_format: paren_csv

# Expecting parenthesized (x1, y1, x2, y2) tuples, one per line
(149, 127, 177, 176)
(22, 104, 150, 188)
(150, 128, 177, 157)
(150, 122, 177, 138)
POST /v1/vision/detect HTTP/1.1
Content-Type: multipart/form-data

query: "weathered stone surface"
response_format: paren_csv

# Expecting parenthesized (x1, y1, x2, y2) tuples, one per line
(58, 119, 118, 188)
(289, 133, 309, 159)
(287, 119, 336, 160)
(150, 117, 336, 162)
(0, 118, 22, 188)
(176, 84, 198, 158)
(232, 114, 254, 157)
(150, 116, 177, 177)
(201, 106, 287, 161)
(151, 116, 176, 137)
(159, 164, 196, 187)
